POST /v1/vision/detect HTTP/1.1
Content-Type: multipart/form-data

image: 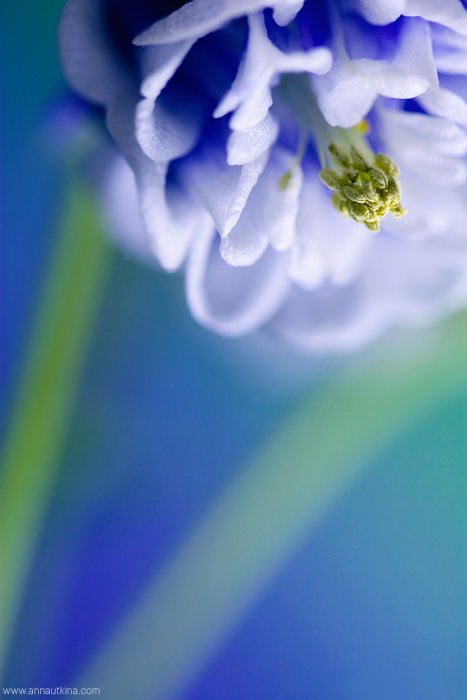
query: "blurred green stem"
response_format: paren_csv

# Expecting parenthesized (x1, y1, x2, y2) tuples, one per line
(80, 313, 466, 700)
(0, 181, 112, 676)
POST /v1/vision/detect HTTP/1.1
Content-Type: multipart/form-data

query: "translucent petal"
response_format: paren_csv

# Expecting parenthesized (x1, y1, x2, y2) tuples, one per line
(179, 147, 269, 237)
(417, 85, 467, 123)
(350, 0, 407, 26)
(227, 113, 280, 165)
(59, 0, 132, 106)
(186, 226, 290, 336)
(214, 13, 332, 131)
(106, 91, 206, 271)
(404, 0, 467, 37)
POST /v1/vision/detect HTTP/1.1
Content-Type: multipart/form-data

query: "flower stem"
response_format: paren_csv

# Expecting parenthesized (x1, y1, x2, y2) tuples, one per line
(0, 180, 112, 676)
(78, 312, 466, 700)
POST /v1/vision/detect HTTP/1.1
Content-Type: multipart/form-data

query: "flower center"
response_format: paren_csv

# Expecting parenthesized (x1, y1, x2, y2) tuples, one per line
(276, 74, 405, 232)
(319, 140, 405, 233)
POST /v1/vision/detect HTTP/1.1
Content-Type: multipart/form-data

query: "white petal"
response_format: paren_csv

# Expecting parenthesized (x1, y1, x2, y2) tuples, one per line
(134, 0, 275, 45)
(349, 0, 407, 26)
(220, 146, 299, 264)
(136, 98, 203, 162)
(379, 108, 467, 157)
(417, 85, 467, 123)
(59, 0, 132, 106)
(99, 150, 153, 262)
(404, 0, 467, 37)
(106, 90, 206, 271)
(431, 24, 467, 74)
(313, 62, 378, 128)
(287, 176, 372, 290)
(214, 13, 332, 131)
(227, 113, 280, 165)
(186, 225, 290, 336)
(179, 147, 269, 237)
(273, 235, 467, 353)
(272, 0, 305, 26)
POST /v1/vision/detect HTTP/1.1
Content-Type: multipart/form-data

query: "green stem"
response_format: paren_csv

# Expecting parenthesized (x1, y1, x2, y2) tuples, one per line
(0, 180, 112, 675)
(78, 313, 466, 700)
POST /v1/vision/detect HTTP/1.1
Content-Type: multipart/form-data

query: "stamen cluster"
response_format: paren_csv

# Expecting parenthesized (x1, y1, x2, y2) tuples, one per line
(319, 145, 405, 232)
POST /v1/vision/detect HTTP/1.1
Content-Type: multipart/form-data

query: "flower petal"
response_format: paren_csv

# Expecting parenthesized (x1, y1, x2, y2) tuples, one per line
(404, 0, 467, 37)
(227, 113, 280, 165)
(59, 0, 132, 105)
(134, 0, 297, 46)
(350, 0, 407, 26)
(186, 225, 290, 336)
(214, 13, 332, 131)
(179, 146, 269, 237)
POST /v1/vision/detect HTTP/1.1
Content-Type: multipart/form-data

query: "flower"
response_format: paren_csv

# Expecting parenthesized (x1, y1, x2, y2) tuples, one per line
(60, 0, 467, 352)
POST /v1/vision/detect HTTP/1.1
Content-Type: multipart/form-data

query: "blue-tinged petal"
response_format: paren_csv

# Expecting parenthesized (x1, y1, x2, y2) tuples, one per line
(417, 85, 467, 123)
(135, 41, 203, 161)
(404, 0, 467, 37)
(179, 147, 269, 237)
(287, 176, 372, 290)
(186, 225, 290, 336)
(99, 151, 154, 261)
(349, 0, 407, 26)
(134, 0, 306, 46)
(273, 236, 467, 353)
(220, 146, 302, 264)
(214, 13, 332, 131)
(227, 113, 279, 165)
(314, 17, 437, 127)
(59, 0, 133, 105)
(272, 0, 305, 27)
(313, 61, 378, 128)
(106, 89, 208, 271)
(379, 108, 467, 184)
(431, 24, 467, 74)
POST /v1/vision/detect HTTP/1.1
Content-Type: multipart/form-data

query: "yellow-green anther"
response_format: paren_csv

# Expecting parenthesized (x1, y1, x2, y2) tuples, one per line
(363, 181, 378, 203)
(368, 167, 388, 189)
(387, 175, 401, 201)
(320, 143, 405, 230)
(374, 153, 399, 177)
(319, 169, 342, 190)
(342, 185, 366, 203)
(348, 201, 369, 221)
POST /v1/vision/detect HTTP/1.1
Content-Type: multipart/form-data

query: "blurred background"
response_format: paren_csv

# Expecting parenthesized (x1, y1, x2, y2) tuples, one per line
(1, 1, 466, 698)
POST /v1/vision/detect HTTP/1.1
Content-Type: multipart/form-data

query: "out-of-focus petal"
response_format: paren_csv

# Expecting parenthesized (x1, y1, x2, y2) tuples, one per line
(417, 85, 467, 123)
(134, 0, 306, 46)
(349, 0, 407, 26)
(59, 0, 132, 105)
(404, 0, 467, 37)
(106, 91, 207, 271)
(273, 235, 467, 353)
(186, 225, 290, 336)
(287, 176, 372, 289)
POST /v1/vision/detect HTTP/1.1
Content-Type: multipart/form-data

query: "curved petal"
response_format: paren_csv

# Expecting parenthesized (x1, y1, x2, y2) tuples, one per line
(106, 89, 207, 271)
(59, 0, 132, 105)
(214, 13, 332, 131)
(404, 0, 467, 37)
(287, 176, 373, 290)
(417, 85, 467, 123)
(350, 0, 407, 26)
(273, 235, 467, 353)
(99, 150, 154, 262)
(227, 113, 279, 165)
(186, 225, 290, 336)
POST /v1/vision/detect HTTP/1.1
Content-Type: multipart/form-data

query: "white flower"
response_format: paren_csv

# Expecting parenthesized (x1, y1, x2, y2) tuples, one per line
(60, 0, 467, 352)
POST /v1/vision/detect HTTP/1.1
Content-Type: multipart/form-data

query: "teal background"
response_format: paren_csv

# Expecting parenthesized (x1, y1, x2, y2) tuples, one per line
(1, 1, 466, 698)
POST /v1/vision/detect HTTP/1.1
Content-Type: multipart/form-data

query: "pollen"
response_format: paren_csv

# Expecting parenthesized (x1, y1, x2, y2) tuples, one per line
(319, 145, 406, 232)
